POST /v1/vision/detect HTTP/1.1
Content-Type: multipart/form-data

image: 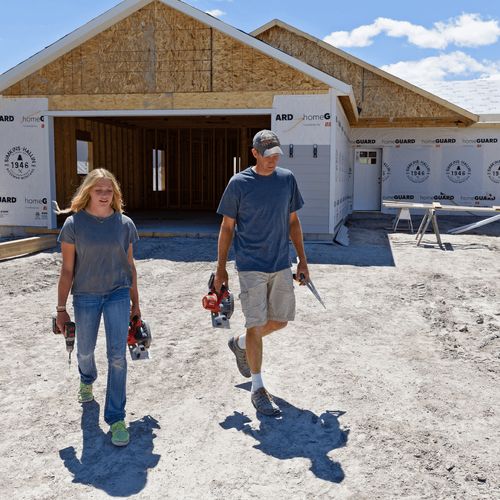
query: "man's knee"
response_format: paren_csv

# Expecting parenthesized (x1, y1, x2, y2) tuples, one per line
(262, 320, 287, 336)
(270, 320, 287, 331)
(247, 320, 288, 338)
(247, 325, 265, 338)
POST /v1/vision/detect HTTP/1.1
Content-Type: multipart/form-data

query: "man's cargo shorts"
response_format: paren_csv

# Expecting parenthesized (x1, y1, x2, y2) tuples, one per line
(238, 268, 295, 329)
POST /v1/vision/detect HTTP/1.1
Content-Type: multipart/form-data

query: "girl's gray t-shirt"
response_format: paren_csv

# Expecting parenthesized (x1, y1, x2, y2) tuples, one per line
(58, 211, 139, 295)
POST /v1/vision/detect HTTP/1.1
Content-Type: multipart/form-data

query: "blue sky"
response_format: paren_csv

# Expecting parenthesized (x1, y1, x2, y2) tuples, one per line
(1, 0, 500, 86)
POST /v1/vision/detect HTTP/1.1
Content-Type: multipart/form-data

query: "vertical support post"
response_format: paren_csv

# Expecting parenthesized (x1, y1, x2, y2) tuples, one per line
(47, 116, 57, 229)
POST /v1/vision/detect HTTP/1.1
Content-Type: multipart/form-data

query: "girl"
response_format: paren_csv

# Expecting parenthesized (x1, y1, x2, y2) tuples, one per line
(56, 168, 140, 446)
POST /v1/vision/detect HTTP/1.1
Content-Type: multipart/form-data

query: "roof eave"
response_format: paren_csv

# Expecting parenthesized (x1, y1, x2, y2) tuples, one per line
(472, 114, 500, 126)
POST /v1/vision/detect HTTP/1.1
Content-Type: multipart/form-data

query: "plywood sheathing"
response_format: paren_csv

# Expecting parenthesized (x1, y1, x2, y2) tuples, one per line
(3, 1, 327, 108)
(172, 89, 326, 109)
(5, 89, 325, 111)
(46, 93, 175, 111)
(255, 25, 474, 127)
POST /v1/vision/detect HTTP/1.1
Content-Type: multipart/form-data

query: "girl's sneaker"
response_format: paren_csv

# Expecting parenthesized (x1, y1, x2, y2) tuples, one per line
(110, 421, 130, 446)
(78, 382, 94, 403)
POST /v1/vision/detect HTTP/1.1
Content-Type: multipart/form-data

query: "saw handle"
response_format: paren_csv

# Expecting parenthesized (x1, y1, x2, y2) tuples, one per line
(208, 272, 229, 294)
(292, 272, 307, 285)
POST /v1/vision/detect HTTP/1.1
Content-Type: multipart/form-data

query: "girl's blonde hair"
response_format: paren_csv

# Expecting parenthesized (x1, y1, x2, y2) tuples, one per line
(55, 169, 124, 214)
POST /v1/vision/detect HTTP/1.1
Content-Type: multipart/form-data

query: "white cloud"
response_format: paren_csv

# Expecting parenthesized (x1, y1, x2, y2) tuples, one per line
(205, 9, 225, 17)
(380, 51, 500, 85)
(324, 14, 500, 49)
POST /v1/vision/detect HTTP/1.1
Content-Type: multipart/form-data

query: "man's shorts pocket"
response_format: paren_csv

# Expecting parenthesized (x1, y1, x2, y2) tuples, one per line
(239, 281, 268, 328)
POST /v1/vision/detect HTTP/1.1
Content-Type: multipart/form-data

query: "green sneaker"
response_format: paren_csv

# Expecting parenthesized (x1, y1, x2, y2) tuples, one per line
(110, 421, 130, 447)
(78, 382, 94, 403)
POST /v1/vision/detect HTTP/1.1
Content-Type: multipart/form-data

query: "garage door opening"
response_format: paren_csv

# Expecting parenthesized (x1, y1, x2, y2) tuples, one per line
(54, 114, 270, 218)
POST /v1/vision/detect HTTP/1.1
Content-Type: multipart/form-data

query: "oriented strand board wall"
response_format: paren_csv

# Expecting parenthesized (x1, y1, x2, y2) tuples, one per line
(210, 30, 323, 92)
(256, 26, 471, 127)
(3, 1, 327, 106)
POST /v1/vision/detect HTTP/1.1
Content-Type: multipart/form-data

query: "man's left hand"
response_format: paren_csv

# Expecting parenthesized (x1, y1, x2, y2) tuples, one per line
(295, 261, 310, 285)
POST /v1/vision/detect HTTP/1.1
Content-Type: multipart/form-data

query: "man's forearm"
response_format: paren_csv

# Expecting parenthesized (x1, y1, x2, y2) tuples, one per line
(217, 224, 234, 270)
(290, 217, 307, 263)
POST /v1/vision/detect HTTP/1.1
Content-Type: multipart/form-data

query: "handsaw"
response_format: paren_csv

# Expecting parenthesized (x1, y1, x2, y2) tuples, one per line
(293, 273, 327, 309)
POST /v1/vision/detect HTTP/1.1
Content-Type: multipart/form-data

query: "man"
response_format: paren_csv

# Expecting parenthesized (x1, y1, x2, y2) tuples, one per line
(214, 129, 309, 416)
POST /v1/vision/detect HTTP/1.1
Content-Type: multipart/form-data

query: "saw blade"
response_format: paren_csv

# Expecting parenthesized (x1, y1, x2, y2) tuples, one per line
(211, 312, 230, 328)
(305, 278, 327, 309)
(128, 344, 151, 360)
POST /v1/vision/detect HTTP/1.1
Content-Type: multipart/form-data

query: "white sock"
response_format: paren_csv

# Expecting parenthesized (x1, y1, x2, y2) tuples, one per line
(251, 373, 264, 393)
(237, 334, 246, 350)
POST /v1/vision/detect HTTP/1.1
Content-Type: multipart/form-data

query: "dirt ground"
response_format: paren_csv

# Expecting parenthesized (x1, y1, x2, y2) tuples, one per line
(0, 214, 499, 499)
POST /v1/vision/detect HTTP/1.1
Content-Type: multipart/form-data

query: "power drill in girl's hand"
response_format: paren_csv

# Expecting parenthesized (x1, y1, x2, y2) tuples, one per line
(52, 315, 76, 367)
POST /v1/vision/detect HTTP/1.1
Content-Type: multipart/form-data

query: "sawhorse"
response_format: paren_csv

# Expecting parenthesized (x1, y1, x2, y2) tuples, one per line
(393, 207, 414, 233)
(416, 203, 444, 248)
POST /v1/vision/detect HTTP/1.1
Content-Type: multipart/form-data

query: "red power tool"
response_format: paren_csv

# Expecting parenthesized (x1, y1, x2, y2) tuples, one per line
(202, 273, 234, 328)
(127, 316, 152, 360)
(52, 315, 76, 367)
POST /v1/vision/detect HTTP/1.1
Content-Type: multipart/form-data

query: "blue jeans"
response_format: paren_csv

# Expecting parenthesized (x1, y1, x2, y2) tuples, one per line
(73, 287, 130, 425)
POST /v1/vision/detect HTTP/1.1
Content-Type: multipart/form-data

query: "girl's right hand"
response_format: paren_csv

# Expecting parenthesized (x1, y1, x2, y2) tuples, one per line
(56, 311, 71, 333)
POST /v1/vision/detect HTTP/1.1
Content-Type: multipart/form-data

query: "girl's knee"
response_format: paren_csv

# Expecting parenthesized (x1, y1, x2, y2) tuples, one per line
(107, 352, 127, 368)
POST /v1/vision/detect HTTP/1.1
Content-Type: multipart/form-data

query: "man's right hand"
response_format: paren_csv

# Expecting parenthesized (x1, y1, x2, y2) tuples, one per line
(214, 268, 228, 293)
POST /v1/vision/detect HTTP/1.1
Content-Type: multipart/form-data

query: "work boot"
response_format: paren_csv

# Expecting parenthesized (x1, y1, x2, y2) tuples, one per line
(110, 421, 130, 447)
(228, 336, 251, 378)
(78, 382, 94, 403)
(251, 387, 280, 416)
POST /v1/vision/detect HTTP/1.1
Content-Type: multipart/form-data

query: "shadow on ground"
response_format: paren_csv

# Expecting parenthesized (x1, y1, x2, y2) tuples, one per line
(220, 384, 349, 483)
(59, 401, 161, 497)
(133, 222, 397, 266)
(39, 213, 500, 266)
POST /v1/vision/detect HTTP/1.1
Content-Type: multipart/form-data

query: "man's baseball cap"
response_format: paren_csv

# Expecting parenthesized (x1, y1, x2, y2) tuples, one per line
(252, 130, 283, 157)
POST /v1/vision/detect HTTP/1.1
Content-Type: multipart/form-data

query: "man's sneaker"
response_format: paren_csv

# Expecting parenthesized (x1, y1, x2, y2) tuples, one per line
(78, 382, 94, 403)
(228, 336, 251, 378)
(110, 421, 130, 447)
(251, 387, 280, 416)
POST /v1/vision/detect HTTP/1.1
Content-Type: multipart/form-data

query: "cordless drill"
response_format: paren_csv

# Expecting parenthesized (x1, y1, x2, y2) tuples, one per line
(52, 315, 76, 367)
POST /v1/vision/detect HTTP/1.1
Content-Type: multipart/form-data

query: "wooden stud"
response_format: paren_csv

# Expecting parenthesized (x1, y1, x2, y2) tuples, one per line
(0, 235, 57, 260)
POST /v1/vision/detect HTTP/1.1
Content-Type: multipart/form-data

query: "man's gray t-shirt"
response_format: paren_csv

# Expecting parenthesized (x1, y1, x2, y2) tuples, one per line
(217, 166, 304, 272)
(58, 211, 139, 295)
